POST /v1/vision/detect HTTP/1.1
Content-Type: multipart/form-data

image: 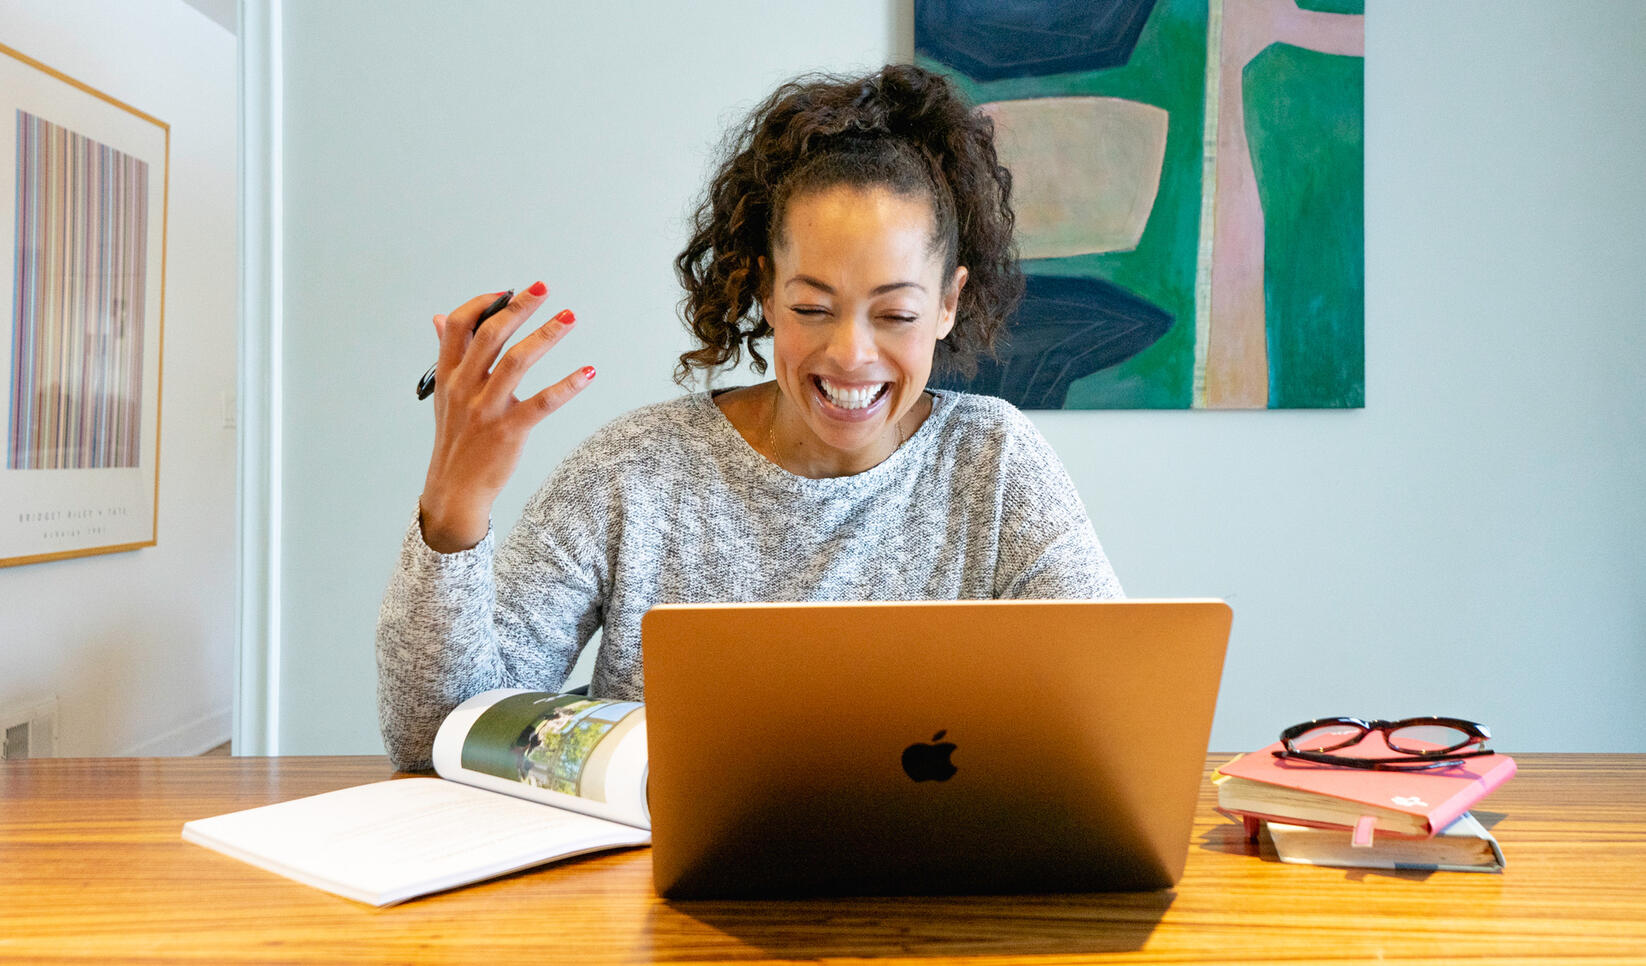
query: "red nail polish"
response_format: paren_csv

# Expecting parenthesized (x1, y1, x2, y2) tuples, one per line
(581, 366, 596, 380)
(557, 310, 576, 325)
(528, 280, 548, 297)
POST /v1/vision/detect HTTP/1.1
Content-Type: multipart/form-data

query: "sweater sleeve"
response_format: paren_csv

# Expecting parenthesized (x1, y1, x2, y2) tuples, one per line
(989, 408, 1124, 601)
(374, 451, 609, 771)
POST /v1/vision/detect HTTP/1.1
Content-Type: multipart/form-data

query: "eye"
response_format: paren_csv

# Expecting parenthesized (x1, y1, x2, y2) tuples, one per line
(789, 306, 829, 318)
(881, 313, 918, 325)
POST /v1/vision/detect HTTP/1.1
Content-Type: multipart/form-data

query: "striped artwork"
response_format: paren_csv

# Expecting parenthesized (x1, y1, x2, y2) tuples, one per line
(9, 109, 150, 469)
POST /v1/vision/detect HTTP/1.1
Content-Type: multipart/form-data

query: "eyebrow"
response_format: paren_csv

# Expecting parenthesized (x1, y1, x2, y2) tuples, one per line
(785, 275, 926, 296)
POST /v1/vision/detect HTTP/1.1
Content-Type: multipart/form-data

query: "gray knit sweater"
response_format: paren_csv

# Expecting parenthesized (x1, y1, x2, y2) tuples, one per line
(375, 390, 1122, 769)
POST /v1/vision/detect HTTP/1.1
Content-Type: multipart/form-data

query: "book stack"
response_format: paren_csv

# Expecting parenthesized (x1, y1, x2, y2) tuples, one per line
(1213, 742, 1517, 872)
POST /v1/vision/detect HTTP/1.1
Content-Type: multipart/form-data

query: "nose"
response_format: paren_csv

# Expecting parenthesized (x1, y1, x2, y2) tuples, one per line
(825, 315, 878, 370)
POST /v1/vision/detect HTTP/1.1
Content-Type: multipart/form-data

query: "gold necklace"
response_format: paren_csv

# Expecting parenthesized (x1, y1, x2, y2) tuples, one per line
(766, 388, 906, 471)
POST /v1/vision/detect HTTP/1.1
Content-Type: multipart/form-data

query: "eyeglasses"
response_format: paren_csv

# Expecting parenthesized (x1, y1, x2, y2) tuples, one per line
(1273, 716, 1494, 771)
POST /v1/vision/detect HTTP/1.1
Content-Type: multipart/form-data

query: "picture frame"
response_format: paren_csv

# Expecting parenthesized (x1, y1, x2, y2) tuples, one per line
(1, 43, 169, 567)
(919, 0, 1364, 410)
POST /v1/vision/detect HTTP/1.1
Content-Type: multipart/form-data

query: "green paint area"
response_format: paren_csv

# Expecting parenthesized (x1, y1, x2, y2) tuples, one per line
(1245, 44, 1365, 408)
(920, 0, 1207, 408)
(1296, 0, 1364, 14)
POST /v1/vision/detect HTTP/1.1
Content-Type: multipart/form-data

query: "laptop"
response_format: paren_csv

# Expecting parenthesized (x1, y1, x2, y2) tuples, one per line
(640, 598, 1232, 898)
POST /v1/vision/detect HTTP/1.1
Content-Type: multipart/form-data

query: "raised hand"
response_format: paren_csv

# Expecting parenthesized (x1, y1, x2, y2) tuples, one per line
(417, 280, 594, 553)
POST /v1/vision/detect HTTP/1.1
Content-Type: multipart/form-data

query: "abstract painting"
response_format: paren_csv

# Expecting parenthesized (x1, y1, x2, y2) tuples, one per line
(1, 44, 168, 566)
(919, 0, 1364, 409)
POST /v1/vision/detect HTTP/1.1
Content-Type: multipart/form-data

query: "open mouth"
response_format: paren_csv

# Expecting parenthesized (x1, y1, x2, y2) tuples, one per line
(813, 376, 890, 413)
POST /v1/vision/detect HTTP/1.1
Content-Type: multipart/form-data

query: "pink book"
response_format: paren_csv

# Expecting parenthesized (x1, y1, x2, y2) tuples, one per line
(1215, 741, 1517, 843)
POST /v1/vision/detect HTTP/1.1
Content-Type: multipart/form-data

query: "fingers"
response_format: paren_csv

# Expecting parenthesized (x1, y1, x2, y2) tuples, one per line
(480, 308, 579, 406)
(512, 365, 597, 431)
(436, 291, 507, 382)
(453, 282, 552, 388)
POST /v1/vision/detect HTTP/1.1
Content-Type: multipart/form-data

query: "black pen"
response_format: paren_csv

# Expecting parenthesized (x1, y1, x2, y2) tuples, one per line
(416, 290, 514, 400)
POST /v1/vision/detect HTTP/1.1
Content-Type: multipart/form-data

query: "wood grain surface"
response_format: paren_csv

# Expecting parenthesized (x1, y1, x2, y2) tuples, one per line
(1, 753, 1642, 964)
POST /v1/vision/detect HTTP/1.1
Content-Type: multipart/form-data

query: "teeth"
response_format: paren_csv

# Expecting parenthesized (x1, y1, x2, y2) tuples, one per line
(818, 378, 886, 410)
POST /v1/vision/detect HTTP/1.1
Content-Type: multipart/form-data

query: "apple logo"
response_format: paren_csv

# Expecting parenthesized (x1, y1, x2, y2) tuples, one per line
(901, 730, 958, 782)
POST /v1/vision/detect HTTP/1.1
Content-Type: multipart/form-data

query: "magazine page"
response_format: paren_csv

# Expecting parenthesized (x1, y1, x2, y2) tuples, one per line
(431, 689, 649, 829)
(182, 778, 652, 907)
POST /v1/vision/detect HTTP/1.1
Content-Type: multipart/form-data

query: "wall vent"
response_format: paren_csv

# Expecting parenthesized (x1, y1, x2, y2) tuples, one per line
(0, 698, 59, 760)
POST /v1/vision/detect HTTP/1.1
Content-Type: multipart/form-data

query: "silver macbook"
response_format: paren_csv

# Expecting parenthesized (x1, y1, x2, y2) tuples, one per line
(641, 598, 1232, 898)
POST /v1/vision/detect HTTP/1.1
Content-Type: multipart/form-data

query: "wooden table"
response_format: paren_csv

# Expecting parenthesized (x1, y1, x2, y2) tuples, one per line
(1, 754, 1642, 964)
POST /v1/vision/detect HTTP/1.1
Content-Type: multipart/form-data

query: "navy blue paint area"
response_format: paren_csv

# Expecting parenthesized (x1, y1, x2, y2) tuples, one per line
(934, 274, 1171, 410)
(914, 0, 1159, 82)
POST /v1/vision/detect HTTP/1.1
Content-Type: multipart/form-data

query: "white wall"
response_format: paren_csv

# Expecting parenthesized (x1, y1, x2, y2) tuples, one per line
(273, 1, 1644, 756)
(0, 0, 238, 755)
(1062, 2, 1646, 751)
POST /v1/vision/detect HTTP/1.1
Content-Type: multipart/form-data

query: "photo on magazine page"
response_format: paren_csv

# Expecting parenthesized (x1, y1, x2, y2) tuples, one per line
(460, 692, 645, 800)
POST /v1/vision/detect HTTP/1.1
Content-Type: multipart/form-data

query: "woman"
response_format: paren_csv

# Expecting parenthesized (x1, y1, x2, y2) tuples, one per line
(378, 64, 1122, 770)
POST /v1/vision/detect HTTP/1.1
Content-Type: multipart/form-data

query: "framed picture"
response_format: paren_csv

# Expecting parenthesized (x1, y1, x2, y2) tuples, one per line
(920, 0, 1364, 409)
(1, 44, 168, 567)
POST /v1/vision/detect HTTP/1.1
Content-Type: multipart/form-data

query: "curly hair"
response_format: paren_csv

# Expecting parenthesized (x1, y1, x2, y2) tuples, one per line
(673, 63, 1023, 385)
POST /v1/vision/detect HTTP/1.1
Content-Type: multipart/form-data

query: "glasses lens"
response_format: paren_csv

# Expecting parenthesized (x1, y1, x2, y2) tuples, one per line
(1387, 723, 1476, 754)
(1288, 724, 1367, 753)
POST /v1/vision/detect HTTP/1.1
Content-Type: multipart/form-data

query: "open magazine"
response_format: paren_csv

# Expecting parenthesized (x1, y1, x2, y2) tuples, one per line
(181, 689, 650, 906)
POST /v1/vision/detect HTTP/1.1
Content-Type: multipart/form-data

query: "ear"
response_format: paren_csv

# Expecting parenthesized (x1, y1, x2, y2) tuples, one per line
(936, 265, 968, 340)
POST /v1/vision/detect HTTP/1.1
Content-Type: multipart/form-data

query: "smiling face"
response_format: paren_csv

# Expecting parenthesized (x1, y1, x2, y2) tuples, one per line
(760, 184, 968, 478)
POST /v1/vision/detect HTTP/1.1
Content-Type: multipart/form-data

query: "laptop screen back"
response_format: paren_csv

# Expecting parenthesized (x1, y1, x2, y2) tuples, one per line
(642, 598, 1232, 899)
